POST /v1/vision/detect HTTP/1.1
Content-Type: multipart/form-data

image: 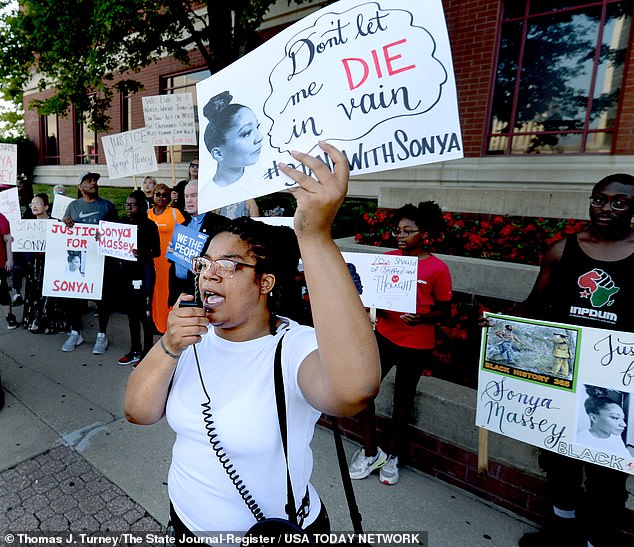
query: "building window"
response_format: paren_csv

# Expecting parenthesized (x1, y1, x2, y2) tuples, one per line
(121, 93, 133, 132)
(40, 114, 60, 165)
(486, 0, 633, 155)
(75, 113, 99, 164)
(159, 68, 211, 163)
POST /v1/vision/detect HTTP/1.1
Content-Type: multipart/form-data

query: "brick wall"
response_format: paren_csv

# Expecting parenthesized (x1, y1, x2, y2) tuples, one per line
(442, 0, 500, 157)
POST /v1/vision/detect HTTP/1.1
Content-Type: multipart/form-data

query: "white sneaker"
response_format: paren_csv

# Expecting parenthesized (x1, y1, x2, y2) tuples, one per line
(348, 447, 388, 480)
(62, 331, 84, 352)
(379, 455, 399, 485)
(92, 333, 109, 355)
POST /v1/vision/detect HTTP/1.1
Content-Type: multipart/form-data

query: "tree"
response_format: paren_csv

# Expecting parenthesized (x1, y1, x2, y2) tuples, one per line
(0, 0, 317, 132)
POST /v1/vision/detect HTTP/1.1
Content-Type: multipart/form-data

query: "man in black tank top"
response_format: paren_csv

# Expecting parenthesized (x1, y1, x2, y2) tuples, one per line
(519, 174, 634, 547)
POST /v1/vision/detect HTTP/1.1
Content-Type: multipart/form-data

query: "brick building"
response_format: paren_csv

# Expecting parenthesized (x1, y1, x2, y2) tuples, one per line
(24, 0, 634, 193)
(20, 0, 634, 534)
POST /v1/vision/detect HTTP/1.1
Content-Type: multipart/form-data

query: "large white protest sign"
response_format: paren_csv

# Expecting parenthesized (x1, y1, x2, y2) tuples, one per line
(166, 224, 208, 270)
(142, 94, 197, 146)
(42, 222, 105, 300)
(98, 221, 137, 261)
(0, 143, 17, 185)
(101, 128, 157, 179)
(0, 186, 20, 221)
(51, 195, 74, 220)
(9, 219, 51, 252)
(341, 251, 417, 312)
(476, 313, 634, 475)
(197, 0, 462, 213)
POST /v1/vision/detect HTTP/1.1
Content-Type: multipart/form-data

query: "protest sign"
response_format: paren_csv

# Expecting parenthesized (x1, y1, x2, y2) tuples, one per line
(50, 195, 74, 220)
(197, 0, 462, 213)
(42, 222, 104, 300)
(97, 220, 137, 261)
(101, 128, 157, 179)
(9, 219, 51, 252)
(476, 313, 634, 474)
(0, 143, 17, 185)
(341, 251, 417, 312)
(0, 186, 20, 221)
(166, 224, 209, 270)
(142, 93, 197, 146)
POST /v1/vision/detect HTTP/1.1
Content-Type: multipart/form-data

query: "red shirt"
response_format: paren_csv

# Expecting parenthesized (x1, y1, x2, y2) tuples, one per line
(376, 250, 452, 349)
(0, 213, 9, 268)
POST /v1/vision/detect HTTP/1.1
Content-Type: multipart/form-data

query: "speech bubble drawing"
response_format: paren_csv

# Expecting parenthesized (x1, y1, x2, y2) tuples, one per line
(263, 1, 448, 154)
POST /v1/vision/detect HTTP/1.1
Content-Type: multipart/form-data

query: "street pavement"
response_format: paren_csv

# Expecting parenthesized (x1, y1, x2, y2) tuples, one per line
(0, 307, 537, 546)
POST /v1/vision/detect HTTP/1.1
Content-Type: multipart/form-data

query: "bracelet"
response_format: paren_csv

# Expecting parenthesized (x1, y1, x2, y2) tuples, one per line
(160, 337, 181, 360)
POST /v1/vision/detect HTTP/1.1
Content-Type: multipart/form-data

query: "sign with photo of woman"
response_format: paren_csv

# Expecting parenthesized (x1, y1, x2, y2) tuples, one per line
(197, 0, 462, 213)
(42, 221, 105, 299)
(476, 313, 634, 474)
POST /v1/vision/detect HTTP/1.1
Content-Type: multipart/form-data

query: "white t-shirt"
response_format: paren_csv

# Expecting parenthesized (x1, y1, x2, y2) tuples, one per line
(576, 428, 632, 459)
(166, 319, 321, 533)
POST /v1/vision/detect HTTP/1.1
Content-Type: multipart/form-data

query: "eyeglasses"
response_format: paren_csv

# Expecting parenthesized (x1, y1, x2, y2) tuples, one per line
(589, 195, 632, 211)
(192, 257, 257, 278)
(125, 203, 139, 208)
(154, 192, 169, 198)
(391, 228, 420, 237)
(189, 163, 199, 168)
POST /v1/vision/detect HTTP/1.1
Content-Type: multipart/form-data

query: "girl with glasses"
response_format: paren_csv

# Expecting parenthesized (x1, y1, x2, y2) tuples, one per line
(348, 201, 453, 486)
(125, 143, 380, 540)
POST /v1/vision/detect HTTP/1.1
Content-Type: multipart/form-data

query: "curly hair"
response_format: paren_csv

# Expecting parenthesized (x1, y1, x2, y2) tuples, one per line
(201, 217, 303, 333)
(128, 190, 148, 214)
(393, 201, 446, 239)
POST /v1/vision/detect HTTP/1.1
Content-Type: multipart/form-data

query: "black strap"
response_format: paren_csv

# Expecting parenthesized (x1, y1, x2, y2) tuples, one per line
(330, 417, 364, 534)
(272, 335, 298, 526)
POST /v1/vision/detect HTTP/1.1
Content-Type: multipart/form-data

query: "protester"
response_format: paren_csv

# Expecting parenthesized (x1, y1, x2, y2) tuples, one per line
(171, 159, 198, 218)
(53, 184, 65, 196)
(22, 193, 69, 334)
(10, 177, 34, 307)
(116, 190, 161, 366)
(215, 199, 259, 219)
(0, 211, 17, 329)
(148, 183, 185, 333)
(124, 142, 380, 539)
(517, 173, 634, 547)
(167, 179, 229, 307)
(348, 202, 452, 486)
(141, 176, 157, 208)
(61, 172, 118, 354)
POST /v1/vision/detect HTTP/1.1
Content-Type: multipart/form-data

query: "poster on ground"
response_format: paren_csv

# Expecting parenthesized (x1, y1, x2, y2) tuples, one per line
(42, 222, 105, 299)
(142, 93, 197, 146)
(101, 128, 157, 179)
(97, 220, 137, 261)
(0, 143, 17, 185)
(341, 251, 417, 312)
(196, 0, 462, 213)
(476, 313, 634, 475)
(9, 219, 51, 252)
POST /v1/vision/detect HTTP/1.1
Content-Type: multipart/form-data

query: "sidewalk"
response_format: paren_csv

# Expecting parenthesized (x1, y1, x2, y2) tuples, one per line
(0, 309, 537, 545)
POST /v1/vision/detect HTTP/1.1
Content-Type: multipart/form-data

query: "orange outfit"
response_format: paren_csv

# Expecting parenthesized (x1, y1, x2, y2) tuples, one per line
(148, 206, 185, 333)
